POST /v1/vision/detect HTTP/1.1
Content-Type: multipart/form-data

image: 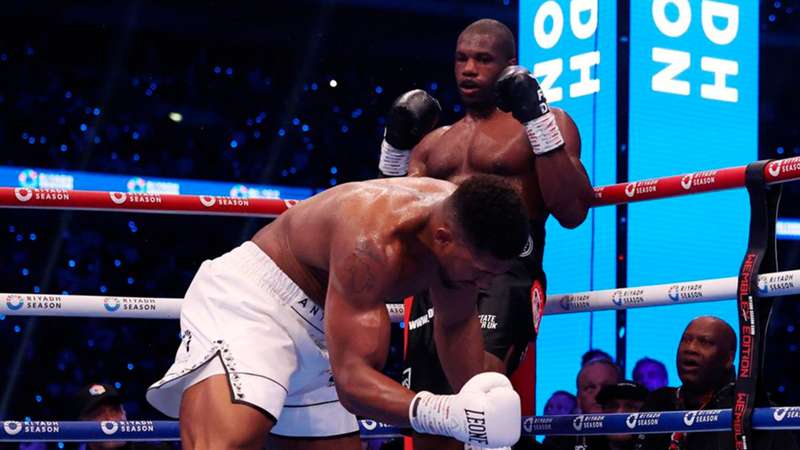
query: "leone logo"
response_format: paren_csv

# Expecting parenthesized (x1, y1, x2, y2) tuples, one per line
(103, 297, 121, 312)
(14, 188, 33, 203)
(3, 421, 22, 436)
(624, 182, 637, 198)
(109, 192, 127, 205)
(774, 407, 789, 422)
(683, 411, 697, 426)
(283, 199, 299, 209)
(101, 421, 119, 435)
(6, 295, 24, 311)
(611, 291, 623, 306)
(199, 196, 216, 207)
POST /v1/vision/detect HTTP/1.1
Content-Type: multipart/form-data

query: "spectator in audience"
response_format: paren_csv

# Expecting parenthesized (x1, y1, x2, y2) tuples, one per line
(544, 359, 622, 450)
(582, 349, 614, 367)
(75, 383, 171, 450)
(596, 381, 647, 450)
(635, 316, 798, 450)
(632, 357, 668, 392)
(578, 359, 622, 413)
(548, 381, 646, 450)
(544, 390, 578, 416)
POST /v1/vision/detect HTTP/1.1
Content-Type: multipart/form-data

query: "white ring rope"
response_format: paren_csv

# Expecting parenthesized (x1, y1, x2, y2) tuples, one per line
(2, 270, 798, 322)
(544, 269, 800, 315)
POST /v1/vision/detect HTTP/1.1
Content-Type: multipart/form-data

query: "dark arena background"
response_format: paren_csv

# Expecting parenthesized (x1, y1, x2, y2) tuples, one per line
(1, 0, 799, 448)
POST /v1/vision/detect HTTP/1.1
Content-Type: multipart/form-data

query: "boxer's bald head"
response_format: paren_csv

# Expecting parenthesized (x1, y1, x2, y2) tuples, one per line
(458, 19, 516, 61)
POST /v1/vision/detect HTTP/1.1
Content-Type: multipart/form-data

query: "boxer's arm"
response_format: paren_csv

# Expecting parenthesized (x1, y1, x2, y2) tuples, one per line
(326, 240, 415, 425)
(484, 351, 507, 373)
(429, 283, 484, 391)
(532, 108, 593, 229)
(496, 67, 593, 229)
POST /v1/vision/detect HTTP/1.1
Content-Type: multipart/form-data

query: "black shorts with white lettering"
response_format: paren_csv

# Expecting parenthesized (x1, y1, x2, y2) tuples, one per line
(403, 239, 545, 395)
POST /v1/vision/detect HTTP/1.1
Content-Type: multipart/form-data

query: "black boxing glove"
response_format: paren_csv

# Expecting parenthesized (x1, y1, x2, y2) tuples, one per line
(378, 89, 441, 177)
(495, 65, 564, 155)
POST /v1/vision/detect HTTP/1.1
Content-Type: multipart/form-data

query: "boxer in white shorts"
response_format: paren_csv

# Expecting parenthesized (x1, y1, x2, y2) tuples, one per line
(147, 175, 530, 450)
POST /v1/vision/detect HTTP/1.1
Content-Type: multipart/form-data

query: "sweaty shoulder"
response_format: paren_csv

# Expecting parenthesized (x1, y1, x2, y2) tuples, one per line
(327, 178, 452, 299)
(360, 175, 456, 196)
(329, 234, 395, 300)
(329, 178, 453, 240)
(339, 178, 454, 236)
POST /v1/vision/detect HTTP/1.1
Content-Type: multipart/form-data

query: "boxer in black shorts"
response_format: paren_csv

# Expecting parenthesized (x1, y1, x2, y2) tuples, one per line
(404, 238, 544, 394)
(377, 18, 592, 449)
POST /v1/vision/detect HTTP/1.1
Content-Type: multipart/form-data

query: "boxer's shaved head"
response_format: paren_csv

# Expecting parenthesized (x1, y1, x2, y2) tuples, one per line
(448, 174, 529, 260)
(458, 19, 516, 61)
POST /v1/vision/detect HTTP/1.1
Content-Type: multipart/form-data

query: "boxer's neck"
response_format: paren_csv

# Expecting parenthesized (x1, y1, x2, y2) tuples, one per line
(465, 103, 499, 120)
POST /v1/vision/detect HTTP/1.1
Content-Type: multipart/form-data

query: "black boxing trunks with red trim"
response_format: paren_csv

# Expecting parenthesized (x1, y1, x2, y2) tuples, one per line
(402, 227, 546, 395)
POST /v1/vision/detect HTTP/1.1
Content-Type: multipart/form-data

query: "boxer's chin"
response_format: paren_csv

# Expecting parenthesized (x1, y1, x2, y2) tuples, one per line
(460, 92, 492, 109)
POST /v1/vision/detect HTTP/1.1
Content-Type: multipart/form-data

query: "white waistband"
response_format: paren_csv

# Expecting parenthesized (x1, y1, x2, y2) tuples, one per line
(222, 241, 326, 337)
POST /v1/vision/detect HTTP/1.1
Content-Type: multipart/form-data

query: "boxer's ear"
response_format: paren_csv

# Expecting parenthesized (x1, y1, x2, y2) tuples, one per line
(433, 227, 454, 247)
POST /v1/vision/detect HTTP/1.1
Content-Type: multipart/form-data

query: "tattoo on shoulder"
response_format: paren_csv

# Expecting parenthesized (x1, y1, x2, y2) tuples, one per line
(343, 239, 384, 294)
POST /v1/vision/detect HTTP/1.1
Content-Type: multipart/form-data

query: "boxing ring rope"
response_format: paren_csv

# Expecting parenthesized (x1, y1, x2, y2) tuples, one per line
(591, 156, 800, 206)
(3, 156, 800, 443)
(1, 157, 799, 214)
(0, 189, 294, 217)
(2, 269, 799, 321)
(3, 406, 800, 441)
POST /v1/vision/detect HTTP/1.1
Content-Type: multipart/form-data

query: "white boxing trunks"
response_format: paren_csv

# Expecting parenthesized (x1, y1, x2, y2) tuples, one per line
(146, 241, 359, 438)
